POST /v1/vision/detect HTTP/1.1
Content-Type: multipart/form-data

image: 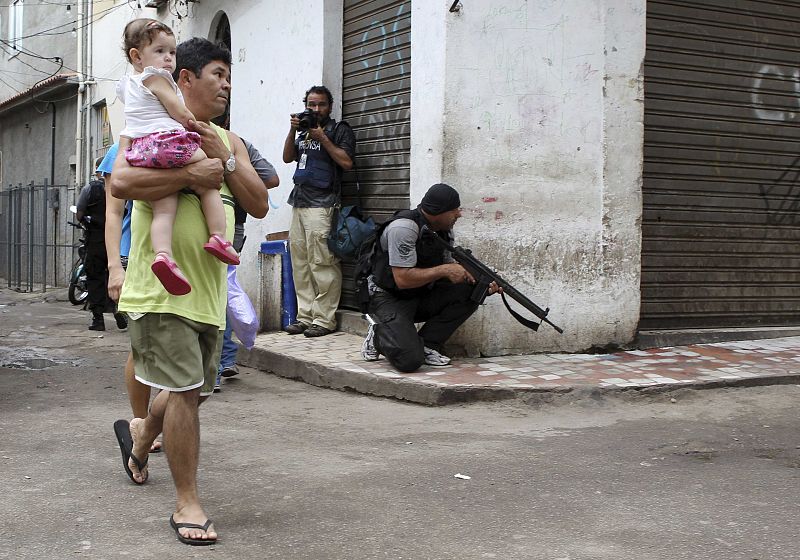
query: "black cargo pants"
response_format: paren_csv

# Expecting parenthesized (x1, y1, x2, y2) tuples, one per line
(369, 281, 479, 373)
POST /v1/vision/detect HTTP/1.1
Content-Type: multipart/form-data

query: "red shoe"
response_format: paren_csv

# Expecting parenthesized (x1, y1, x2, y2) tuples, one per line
(203, 234, 240, 265)
(151, 253, 192, 295)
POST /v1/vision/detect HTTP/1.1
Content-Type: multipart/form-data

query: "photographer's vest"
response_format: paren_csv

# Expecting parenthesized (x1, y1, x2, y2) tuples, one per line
(292, 120, 339, 190)
(371, 209, 451, 298)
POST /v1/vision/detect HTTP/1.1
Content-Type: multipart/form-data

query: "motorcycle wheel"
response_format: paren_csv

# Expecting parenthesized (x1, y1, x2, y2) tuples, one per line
(68, 264, 89, 305)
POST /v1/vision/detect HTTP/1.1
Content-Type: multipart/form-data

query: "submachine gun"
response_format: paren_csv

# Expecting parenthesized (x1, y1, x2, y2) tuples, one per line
(423, 227, 564, 334)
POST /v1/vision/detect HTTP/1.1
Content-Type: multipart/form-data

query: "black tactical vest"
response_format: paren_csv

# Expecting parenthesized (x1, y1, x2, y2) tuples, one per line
(371, 208, 451, 297)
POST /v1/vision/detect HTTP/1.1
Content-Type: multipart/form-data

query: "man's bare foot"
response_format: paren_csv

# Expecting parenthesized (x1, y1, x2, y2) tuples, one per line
(150, 438, 163, 454)
(171, 504, 217, 545)
(128, 418, 150, 484)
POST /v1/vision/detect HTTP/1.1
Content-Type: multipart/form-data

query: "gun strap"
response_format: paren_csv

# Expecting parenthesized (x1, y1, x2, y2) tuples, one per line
(500, 292, 540, 331)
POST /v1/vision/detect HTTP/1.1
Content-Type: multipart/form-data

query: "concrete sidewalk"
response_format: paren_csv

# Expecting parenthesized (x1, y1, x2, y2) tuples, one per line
(238, 330, 800, 405)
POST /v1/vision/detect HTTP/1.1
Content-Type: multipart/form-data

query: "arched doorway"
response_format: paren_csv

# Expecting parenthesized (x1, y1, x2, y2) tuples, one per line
(209, 12, 231, 129)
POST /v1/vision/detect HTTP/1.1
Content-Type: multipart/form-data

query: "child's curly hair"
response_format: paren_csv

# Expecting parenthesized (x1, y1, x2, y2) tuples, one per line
(122, 18, 174, 63)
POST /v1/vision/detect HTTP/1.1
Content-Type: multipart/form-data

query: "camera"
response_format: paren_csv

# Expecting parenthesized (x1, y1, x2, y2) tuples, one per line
(296, 109, 319, 130)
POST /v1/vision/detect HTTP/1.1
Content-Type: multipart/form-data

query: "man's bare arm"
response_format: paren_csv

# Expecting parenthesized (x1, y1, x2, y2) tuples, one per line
(225, 131, 269, 218)
(105, 191, 125, 302)
(392, 263, 474, 290)
(109, 136, 224, 201)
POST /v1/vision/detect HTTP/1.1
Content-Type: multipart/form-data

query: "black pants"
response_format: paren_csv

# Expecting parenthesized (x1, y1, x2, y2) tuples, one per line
(368, 282, 479, 373)
(84, 239, 115, 316)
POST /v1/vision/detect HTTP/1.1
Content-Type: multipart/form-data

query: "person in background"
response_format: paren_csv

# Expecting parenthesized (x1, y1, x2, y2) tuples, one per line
(76, 156, 128, 331)
(103, 142, 162, 453)
(214, 138, 280, 392)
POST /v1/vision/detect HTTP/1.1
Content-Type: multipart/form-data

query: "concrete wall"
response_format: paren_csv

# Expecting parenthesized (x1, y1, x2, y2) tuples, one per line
(0, 3, 77, 100)
(0, 93, 78, 189)
(415, 1, 646, 355)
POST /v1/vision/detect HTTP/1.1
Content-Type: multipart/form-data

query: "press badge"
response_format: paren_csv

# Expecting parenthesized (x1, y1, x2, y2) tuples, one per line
(299, 153, 307, 169)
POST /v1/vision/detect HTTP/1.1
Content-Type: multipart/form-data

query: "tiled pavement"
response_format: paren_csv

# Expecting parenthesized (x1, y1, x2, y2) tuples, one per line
(238, 331, 800, 405)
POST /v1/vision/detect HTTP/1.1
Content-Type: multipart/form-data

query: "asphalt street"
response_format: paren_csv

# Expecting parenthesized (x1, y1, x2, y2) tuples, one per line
(1, 288, 799, 560)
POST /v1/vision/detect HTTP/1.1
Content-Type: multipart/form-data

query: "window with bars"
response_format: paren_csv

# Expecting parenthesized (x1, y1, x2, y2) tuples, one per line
(93, 103, 112, 162)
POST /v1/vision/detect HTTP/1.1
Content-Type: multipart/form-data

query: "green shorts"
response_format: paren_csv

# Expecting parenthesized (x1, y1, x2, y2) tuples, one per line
(128, 313, 222, 396)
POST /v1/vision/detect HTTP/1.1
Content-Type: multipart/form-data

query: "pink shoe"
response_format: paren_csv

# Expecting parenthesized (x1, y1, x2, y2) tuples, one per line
(203, 234, 240, 265)
(151, 253, 192, 295)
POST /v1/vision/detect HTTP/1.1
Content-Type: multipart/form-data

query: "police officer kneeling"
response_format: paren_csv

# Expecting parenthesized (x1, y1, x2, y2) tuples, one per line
(361, 183, 500, 373)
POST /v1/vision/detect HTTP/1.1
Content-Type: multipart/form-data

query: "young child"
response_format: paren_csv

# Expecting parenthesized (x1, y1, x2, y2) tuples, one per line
(116, 18, 238, 296)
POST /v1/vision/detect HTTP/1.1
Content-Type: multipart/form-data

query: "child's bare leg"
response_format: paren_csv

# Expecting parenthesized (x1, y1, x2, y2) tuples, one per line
(200, 187, 239, 263)
(150, 193, 191, 294)
(151, 194, 179, 257)
(186, 148, 206, 165)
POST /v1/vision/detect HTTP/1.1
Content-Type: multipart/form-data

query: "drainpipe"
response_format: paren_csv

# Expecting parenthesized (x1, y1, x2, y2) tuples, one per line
(50, 102, 57, 287)
(74, 0, 84, 188)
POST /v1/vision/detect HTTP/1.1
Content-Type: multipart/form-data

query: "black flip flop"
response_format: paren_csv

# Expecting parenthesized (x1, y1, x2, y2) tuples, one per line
(113, 419, 148, 484)
(170, 515, 217, 546)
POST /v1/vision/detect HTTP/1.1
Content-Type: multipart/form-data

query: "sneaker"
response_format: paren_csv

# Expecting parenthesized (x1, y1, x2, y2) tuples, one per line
(361, 323, 379, 361)
(220, 364, 239, 378)
(88, 315, 105, 331)
(304, 324, 334, 338)
(114, 312, 128, 330)
(285, 321, 309, 335)
(213, 373, 222, 393)
(423, 346, 451, 366)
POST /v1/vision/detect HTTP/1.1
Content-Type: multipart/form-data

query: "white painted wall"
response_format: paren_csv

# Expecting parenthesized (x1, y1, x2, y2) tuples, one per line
(413, 1, 646, 355)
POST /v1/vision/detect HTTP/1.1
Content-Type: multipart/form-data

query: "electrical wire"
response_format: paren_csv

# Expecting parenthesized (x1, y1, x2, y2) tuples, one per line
(13, 1, 129, 41)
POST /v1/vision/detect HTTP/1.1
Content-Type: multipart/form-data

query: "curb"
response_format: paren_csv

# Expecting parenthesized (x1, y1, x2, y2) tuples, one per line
(238, 343, 800, 406)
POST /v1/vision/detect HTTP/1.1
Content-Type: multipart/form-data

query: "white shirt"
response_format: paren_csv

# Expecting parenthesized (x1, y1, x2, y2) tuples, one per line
(117, 66, 186, 139)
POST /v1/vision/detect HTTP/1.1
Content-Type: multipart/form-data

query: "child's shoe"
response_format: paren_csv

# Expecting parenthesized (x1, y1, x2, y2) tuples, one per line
(151, 253, 192, 295)
(203, 234, 240, 265)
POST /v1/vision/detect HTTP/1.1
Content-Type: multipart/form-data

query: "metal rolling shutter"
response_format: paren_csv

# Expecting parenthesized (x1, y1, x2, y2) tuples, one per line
(340, 0, 411, 309)
(641, 0, 800, 330)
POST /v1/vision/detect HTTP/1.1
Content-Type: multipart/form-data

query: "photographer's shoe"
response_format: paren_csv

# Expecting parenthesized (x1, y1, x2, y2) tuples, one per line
(423, 346, 451, 366)
(304, 324, 334, 338)
(285, 321, 309, 335)
(361, 324, 380, 361)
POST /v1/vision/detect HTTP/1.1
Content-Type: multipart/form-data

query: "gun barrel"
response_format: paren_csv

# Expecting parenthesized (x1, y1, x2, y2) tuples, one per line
(424, 228, 564, 334)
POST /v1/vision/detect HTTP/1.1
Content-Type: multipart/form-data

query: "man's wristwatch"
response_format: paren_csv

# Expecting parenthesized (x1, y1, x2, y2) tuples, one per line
(224, 152, 236, 175)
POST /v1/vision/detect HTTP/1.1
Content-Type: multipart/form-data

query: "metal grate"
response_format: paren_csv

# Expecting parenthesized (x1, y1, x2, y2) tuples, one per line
(641, 0, 800, 329)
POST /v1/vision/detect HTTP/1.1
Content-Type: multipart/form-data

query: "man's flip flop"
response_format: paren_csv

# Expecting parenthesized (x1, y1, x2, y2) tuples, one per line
(151, 253, 192, 296)
(170, 515, 217, 546)
(113, 419, 148, 485)
(203, 234, 240, 265)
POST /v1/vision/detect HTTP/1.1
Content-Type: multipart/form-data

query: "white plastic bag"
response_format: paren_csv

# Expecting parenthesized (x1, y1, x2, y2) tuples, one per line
(226, 265, 258, 349)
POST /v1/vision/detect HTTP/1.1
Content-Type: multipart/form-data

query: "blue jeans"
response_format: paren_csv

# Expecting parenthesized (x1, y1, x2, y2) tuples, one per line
(218, 318, 238, 373)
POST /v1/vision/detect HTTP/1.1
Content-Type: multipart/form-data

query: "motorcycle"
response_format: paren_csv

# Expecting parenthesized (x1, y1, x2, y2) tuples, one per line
(67, 205, 89, 306)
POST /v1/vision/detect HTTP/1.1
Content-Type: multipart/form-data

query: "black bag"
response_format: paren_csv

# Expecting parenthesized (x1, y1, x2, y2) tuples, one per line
(328, 205, 376, 261)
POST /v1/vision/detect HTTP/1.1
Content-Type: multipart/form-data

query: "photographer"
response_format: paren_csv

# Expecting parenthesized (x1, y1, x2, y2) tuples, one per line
(282, 85, 356, 337)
